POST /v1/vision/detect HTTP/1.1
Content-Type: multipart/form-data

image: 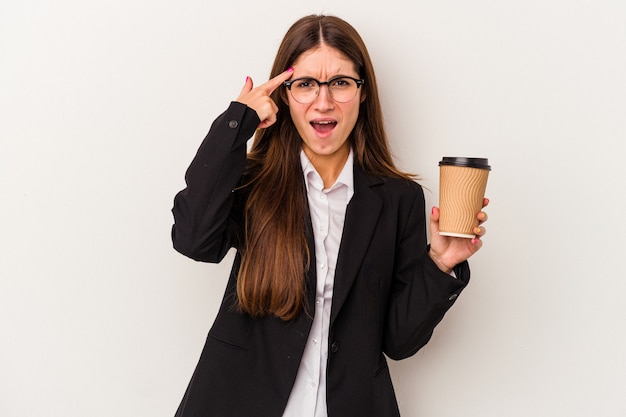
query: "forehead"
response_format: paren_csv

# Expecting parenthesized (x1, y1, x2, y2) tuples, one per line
(292, 44, 358, 76)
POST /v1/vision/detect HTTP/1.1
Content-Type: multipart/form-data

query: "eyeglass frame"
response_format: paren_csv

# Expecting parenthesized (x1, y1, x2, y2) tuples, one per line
(283, 76, 365, 104)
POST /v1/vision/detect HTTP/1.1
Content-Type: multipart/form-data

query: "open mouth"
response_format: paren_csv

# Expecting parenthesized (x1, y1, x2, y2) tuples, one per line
(311, 120, 337, 134)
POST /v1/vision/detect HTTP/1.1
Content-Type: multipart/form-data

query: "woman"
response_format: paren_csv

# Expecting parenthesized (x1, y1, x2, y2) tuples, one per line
(171, 14, 488, 417)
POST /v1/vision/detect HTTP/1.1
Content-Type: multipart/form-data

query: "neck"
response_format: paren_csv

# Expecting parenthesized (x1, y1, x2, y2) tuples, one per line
(304, 146, 350, 189)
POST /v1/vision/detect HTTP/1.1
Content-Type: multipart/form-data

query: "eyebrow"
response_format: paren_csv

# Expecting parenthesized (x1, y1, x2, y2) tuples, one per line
(294, 74, 358, 80)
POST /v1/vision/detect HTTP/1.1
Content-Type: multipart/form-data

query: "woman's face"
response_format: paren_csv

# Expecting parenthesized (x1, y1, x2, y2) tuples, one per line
(287, 44, 362, 168)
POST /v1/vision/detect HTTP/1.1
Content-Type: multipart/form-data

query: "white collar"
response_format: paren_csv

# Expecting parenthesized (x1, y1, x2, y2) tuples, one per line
(300, 148, 354, 197)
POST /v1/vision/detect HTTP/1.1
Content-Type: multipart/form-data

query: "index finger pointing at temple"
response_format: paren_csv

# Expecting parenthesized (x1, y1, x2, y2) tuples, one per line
(263, 67, 294, 95)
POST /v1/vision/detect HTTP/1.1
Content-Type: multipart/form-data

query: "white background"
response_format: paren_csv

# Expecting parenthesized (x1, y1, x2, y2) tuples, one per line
(1, 1, 625, 416)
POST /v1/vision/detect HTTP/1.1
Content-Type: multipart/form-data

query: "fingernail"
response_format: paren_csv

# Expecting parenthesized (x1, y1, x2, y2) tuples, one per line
(245, 76, 250, 82)
(431, 207, 435, 215)
(471, 238, 478, 245)
(286, 67, 294, 72)
(474, 227, 481, 234)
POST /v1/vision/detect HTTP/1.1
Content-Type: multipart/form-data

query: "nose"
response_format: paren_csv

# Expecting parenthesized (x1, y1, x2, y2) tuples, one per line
(312, 84, 335, 110)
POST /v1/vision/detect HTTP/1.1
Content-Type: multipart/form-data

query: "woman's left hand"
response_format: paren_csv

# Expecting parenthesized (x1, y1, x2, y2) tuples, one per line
(428, 198, 489, 274)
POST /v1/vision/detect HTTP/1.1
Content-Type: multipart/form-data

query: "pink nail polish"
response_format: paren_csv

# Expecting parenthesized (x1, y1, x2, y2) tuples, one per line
(287, 67, 294, 72)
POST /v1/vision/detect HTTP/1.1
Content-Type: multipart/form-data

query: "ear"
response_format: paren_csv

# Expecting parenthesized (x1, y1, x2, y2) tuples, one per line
(359, 90, 367, 103)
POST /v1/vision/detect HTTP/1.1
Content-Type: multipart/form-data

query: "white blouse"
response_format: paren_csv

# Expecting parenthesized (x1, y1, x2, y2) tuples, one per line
(282, 149, 354, 417)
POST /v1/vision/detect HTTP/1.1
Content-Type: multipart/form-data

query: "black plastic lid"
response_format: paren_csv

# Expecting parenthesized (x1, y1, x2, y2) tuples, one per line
(439, 157, 491, 170)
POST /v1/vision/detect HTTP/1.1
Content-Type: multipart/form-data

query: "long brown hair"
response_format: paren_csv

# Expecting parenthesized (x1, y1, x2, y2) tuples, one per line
(237, 15, 412, 321)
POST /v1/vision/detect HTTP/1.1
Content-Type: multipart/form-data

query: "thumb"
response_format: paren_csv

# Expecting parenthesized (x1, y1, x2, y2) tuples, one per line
(430, 206, 440, 222)
(239, 76, 253, 96)
(430, 206, 441, 234)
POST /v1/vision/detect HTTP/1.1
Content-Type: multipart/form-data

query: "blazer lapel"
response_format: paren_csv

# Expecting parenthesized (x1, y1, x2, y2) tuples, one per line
(330, 164, 383, 325)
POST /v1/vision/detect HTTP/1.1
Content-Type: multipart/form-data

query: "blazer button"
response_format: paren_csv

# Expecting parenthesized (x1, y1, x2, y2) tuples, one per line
(228, 120, 238, 128)
(448, 294, 458, 301)
(330, 341, 339, 354)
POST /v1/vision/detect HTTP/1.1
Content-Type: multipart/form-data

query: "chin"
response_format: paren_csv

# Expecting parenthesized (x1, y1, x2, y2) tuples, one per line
(310, 143, 339, 155)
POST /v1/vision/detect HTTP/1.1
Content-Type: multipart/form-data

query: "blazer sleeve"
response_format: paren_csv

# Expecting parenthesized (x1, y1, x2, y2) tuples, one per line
(171, 102, 260, 262)
(383, 184, 470, 360)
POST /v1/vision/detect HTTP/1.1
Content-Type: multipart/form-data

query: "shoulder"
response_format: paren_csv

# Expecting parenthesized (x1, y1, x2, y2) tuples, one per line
(377, 175, 425, 205)
(381, 175, 423, 192)
(353, 163, 425, 209)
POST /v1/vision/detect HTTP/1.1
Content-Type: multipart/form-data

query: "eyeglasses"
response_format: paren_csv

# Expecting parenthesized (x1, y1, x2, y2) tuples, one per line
(283, 76, 365, 104)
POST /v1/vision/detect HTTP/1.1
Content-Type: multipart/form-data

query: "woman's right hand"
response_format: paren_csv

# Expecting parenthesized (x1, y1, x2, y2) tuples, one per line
(236, 67, 294, 129)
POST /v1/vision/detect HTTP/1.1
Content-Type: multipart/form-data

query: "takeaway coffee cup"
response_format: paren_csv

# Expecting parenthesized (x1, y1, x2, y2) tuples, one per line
(438, 157, 491, 238)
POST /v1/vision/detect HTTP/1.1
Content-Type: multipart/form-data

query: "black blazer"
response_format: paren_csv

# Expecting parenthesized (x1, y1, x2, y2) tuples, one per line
(171, 102, 470, 417)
